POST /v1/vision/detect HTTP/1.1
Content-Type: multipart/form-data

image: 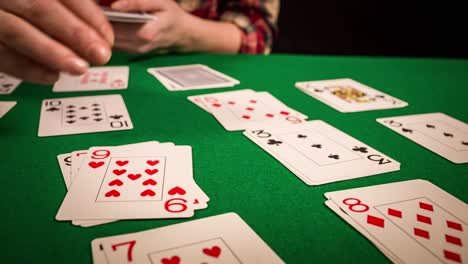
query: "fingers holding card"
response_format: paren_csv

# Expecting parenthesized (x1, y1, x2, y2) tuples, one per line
(52, 66, 129, 92)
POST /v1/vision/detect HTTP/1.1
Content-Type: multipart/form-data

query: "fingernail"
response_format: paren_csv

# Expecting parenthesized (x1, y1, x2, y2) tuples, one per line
(112, 0, 128, 10)
(65, 57, 89, 75)
(89, 43, 111, 64)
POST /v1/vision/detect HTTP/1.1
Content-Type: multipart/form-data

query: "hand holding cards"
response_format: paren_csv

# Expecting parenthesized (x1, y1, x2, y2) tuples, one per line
(91, 213, 284, 264)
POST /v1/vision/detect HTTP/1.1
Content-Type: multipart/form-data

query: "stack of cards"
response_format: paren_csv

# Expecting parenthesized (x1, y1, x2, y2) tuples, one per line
(0, 101, 16, 119)
(148, 64, 240, 91)
(243, 120, 400, 185)
(101, 6, 158, 23)
(91, 212, 284, 263)
(296, 78, 408, 112)
(52, 66, 129, 92)
(56, 141, 209, 227)
(188, 89, 308, 131)
(325, 179, 468, 263)
(377, 113, 468, 164)
(38, 94, 133, 137)
(0, 72, 21, 95)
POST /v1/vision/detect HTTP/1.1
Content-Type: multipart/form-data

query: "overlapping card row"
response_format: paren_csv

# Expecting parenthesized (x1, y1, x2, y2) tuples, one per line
(188, 89, 401, 185)
(56, 141, 209, 227)
(325, 179, 468, 264)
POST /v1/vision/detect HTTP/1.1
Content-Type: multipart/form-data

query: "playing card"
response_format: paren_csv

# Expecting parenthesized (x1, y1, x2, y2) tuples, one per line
(57, 153, 72, 189)
(325, 179, 468, 264)
(91, 212, 284, 264)
(0, 73, 21, 95)
(377, 113, 468, 164)
(187, 89, 256, 113)
(52, 66, 129, 92)
(56, 144, 200, 220)
(0, 101, 16, 118)
(296, 78, 408, 112)
(204, 90, 308, 131)
(101, 6, 158, 23)
(244, 120, 400, 185)
(147, 64, 240, 91)
(38, 94, 133, 137)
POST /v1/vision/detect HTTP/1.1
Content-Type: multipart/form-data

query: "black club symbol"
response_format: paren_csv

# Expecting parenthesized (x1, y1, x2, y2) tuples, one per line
(462, 141, 468, 146)
(426, 124, 435, 129)
(109, 115, 123, 120)
(402, 128, 413, 133)
(267, 139, 283, 146)
(352, 146, 368, 153)
(297, 134, 307, 139)
(311, 144, 322, 148)
(328, 154, 340, 160)
(443, 132, 454, 138)
(314, 89, 323, 93)
(46, 107, 60, 112)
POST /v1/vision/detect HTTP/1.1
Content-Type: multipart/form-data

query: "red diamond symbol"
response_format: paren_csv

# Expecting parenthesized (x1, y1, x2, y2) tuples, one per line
(419, 202, 434, 212)
(417, 214, 432, 225)
(367, 215, 384, 228)
(246, 107, 254, 111)
(249, 100, 257, 103)
(242, 115, 251, 119)
(444, 250, 462, 263)
(388, 208, 402, 218)
(445, 235, 463, 246)
(414, 228, 430, 239)
(228, 101, 235, 105)
(447, 221, 463, 231)
(212, 103, 221, 108)
(279, 111, 290, 116)
(266, 113, 274, 118)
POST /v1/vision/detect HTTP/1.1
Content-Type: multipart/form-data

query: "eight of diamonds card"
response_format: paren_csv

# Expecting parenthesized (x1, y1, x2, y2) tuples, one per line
(91, 212, 284, 264)
(244, 120, 400, 185)
(52, 66, 129, 92)
(38, 94, 133, 137)
(147, 64, 240, 91)
(325, 179, 468, 264)
(0, 101, 16, 118)
(377, 112, 468, 164)
(296, 78, 408, 112)
(0, 73, 21, 95)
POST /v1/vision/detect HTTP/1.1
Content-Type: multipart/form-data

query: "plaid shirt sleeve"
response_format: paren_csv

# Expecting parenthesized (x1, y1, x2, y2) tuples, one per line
(218, 0, 279, 54)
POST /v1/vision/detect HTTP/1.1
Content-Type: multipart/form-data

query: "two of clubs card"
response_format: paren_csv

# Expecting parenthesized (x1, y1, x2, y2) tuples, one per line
(148, 64, 240, 91)
(325, 179, 468, 263)
(38, 94, 133, 137)
(56, 141, 209, 227)
(378, 113, 468, 164)
(244, 120, 400, 185)
(0, 72, 21, 95)
(188, 89, 308, 131)
(91, 213, 284, 264)
(296, 78, 408, 112)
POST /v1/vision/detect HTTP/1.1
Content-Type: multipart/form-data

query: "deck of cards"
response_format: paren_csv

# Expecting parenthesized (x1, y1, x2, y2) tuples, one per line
(325, 179, 468, 263)
(56, 141, 209, 227)
(188, 89, 308, 131)
(91, 213, 284, 264)
(296, 78, 408, 112)
(244, 120, 400, 185)
(101, 6, 158, 23)
(148, 64, 240, 91)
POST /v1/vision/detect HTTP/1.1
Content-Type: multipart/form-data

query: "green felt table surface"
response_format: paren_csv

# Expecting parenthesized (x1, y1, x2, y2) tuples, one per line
(1, 53, 467, 263)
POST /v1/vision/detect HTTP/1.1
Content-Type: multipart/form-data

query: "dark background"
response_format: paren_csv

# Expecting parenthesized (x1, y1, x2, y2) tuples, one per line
(273, 1, 468, 58)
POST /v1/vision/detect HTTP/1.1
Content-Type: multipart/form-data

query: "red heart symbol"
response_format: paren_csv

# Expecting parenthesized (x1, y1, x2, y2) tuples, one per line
(146, 160, 159, 166)
(113, 169, 126, 176)
(168, 186, 186, 195)
(116, 160, 129, 166)
(203, 246, 221, 258)
(109, 179, 123, 186)
(145, 169, 158, 175)
(89, 161, 104, 169)
(143, 179, 157, 186)
(105, 190, 120, 197)
(128, 174, 141, 180)
(140, 189, 156, 197)
(161, 256, 180, 264)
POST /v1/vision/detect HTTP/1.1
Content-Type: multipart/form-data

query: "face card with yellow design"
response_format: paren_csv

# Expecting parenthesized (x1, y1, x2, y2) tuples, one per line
(295, 78, 408, 112)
